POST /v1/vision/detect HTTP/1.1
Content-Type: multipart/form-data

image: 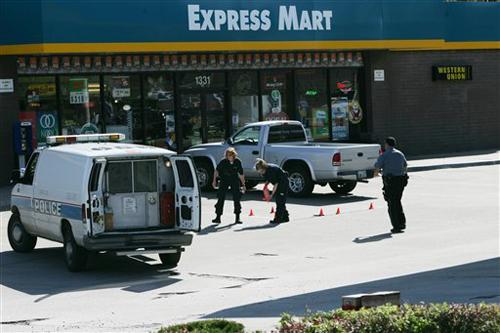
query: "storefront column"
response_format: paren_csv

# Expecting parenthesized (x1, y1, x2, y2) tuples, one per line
(0, 56, 19, 185)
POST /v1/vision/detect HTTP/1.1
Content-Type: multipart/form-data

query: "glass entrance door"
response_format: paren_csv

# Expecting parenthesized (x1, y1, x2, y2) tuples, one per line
(179, 91, 226, 151)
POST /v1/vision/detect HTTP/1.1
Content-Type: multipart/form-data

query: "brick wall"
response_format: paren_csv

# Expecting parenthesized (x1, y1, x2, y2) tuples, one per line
(0, 56, 19, 186)
(366, 50, 500, 156)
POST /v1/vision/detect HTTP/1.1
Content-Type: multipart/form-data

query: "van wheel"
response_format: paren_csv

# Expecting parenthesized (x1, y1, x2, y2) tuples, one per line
(159, 251, 181, 268)
(196, 160, 215, 192)
(62, 225, 88, 272)
(245, 180, 259, 189)
(8, 214, 37, 252)
(286, 165, 314, 197)
(329, 181, 357, 195)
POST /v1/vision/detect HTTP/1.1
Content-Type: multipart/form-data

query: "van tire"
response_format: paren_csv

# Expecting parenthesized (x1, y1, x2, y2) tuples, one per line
(8, 214, 37, 252)
(286, 165, 314, 197)
(62, 224, 88, 272)
(196, 160, 215, 192)
(329, 180, 357, 195)
(159, 251, 181, 268)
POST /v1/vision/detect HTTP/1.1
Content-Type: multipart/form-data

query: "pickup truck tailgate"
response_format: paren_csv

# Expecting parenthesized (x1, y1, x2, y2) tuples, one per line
(337, 144, 380, 172)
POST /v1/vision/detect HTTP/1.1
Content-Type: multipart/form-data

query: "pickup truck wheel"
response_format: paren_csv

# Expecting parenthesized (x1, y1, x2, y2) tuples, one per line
(159, 251, 181, 268)
(8, 214, 37, 252)
(329, 180, 357, 195)
(245, 180, 259, 189)
(62, 225, 88, 272)
(196, 160, 215, 192)
(287, 165, 314, 197)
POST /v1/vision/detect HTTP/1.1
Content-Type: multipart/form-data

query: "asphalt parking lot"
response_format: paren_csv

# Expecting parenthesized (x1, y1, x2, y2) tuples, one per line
(1, 165, 499, 332)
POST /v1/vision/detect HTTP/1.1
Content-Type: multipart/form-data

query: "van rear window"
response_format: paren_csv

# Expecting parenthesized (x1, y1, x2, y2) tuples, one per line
(175, 160, 194, 188)
(107, 160, 157, 193)
(107, 162, 133, 193)
(134, 161, 157, 192)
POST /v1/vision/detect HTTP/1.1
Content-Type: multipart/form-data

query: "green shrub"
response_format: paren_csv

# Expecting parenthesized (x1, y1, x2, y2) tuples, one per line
(158, 319, 245, 333)
(279, 303, 500, 333)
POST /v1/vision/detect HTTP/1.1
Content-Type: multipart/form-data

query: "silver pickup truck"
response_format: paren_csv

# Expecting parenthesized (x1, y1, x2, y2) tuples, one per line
(185, 121, 381, 197)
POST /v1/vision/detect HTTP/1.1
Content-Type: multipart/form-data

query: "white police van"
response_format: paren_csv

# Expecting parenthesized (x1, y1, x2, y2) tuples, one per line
(9, 133, 200, 271)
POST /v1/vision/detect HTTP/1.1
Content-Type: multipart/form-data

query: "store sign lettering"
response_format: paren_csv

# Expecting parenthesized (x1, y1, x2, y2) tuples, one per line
(432, 65, 472, 81)
(187, 4, 333, 31)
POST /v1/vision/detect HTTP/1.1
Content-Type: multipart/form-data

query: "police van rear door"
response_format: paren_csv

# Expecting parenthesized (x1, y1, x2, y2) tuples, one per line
(88, 158, 106, 235)
(170, 156, 201, 232)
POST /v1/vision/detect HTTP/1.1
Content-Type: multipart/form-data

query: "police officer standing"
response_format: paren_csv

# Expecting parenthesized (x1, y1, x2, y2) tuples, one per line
(374, 137, 409, 233)
(212, 148, 245, 224)
(255, 159, 290, 224)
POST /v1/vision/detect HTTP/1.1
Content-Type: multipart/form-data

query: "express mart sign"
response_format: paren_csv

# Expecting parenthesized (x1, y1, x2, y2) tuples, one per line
(188, 4, 333, 31)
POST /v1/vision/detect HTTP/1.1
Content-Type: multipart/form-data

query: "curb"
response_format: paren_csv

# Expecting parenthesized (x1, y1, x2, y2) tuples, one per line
(408, 160, 500, 173)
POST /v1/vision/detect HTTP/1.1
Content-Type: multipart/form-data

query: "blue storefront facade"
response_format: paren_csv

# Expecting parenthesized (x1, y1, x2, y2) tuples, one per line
(0, 0, 499, 185)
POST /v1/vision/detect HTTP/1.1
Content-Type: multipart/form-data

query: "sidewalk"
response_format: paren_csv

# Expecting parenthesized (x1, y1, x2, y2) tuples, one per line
(407, 150, 499, 172)
(0, 150, 498, 212)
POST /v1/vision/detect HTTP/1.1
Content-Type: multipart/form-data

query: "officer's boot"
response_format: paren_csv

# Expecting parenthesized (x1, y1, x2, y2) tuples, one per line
(235, 214, 242, 224)
(212, 215, 221, 224)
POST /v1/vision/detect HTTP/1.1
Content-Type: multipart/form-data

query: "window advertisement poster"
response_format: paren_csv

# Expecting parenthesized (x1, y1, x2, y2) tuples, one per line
(111, 76, 131, 98)
(69, 78, 89, 104)
(311, 108, 329, 140)
(331, 97, 349, 140)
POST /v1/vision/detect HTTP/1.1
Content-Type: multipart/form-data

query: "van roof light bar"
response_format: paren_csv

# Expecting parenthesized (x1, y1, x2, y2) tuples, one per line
(46, 133, 125, 145)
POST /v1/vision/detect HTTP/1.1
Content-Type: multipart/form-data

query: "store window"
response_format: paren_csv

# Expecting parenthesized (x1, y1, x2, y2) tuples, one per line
(261, 70, 293, 121)
(59, 76, 102, 136)
(295, 69, 328, 141)
(143, 73, 175, 150)
(330, 69, 362, 141)
(103, 75, 142, 143)
(229, 71, 259, 133)
(17, 76, 58, 147)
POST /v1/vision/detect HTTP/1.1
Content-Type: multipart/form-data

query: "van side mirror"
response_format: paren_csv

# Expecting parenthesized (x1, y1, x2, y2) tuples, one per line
(227, 137, 234, 145)
(10, 170, 21, 184)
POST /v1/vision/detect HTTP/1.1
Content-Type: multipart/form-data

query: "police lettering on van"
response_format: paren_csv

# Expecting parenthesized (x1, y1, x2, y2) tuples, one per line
(33, 199, 62, 216)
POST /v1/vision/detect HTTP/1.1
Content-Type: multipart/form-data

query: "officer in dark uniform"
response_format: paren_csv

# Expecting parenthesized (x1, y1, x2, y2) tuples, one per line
(374, 137, 409, 233)
(255, 159, 290, 224)
(212, 148, 245, 224)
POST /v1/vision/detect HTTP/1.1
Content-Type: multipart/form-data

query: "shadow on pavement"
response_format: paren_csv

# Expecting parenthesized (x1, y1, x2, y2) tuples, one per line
(234, 223, 281, 232)
(198, 223, 237, 235)
(353, 232, 393, 243)
(0, 247, 181, 299)
(202, 189, 376, 207)
(203, 257, 500, 319)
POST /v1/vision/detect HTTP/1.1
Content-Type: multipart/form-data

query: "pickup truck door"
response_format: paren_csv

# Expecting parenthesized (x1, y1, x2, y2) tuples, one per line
(170, 156, 201, 232)
(88, 158, 106, 235)
(230, 125, 263, 178)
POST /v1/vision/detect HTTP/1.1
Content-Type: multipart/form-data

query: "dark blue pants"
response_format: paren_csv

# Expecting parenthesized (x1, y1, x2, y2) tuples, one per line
(215, 180, 241, 215)
(383, 176, 407, 230)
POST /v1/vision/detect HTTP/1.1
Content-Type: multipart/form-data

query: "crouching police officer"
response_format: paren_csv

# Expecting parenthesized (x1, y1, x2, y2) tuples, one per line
(255, 159, 290, 224)
(212, 148, 245, 224)
(374, 137, 409, 234)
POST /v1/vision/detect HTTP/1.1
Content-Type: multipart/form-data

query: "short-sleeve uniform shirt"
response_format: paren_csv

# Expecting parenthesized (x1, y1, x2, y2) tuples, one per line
(374, 147, 407, 176)
(217, 158, 243, 182)
(263, 164, 287, 185)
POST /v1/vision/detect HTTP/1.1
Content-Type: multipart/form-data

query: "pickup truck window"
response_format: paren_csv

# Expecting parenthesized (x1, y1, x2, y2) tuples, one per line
(268, 124, 306, 143)
(233, 126, 260, 145)
(22, 152, 39, 185)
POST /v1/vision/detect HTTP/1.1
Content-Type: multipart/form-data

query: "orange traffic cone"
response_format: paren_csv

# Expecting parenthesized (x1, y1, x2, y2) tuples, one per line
(270, 206, 275, 214)
(336, 207, 341, 215)
(318, 208, 325, 216)
(369, 202, 374, 210)
(249, 209, 254, 216)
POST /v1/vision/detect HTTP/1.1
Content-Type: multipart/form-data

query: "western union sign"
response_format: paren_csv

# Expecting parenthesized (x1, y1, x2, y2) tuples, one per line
(432, 65, 472, 81)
